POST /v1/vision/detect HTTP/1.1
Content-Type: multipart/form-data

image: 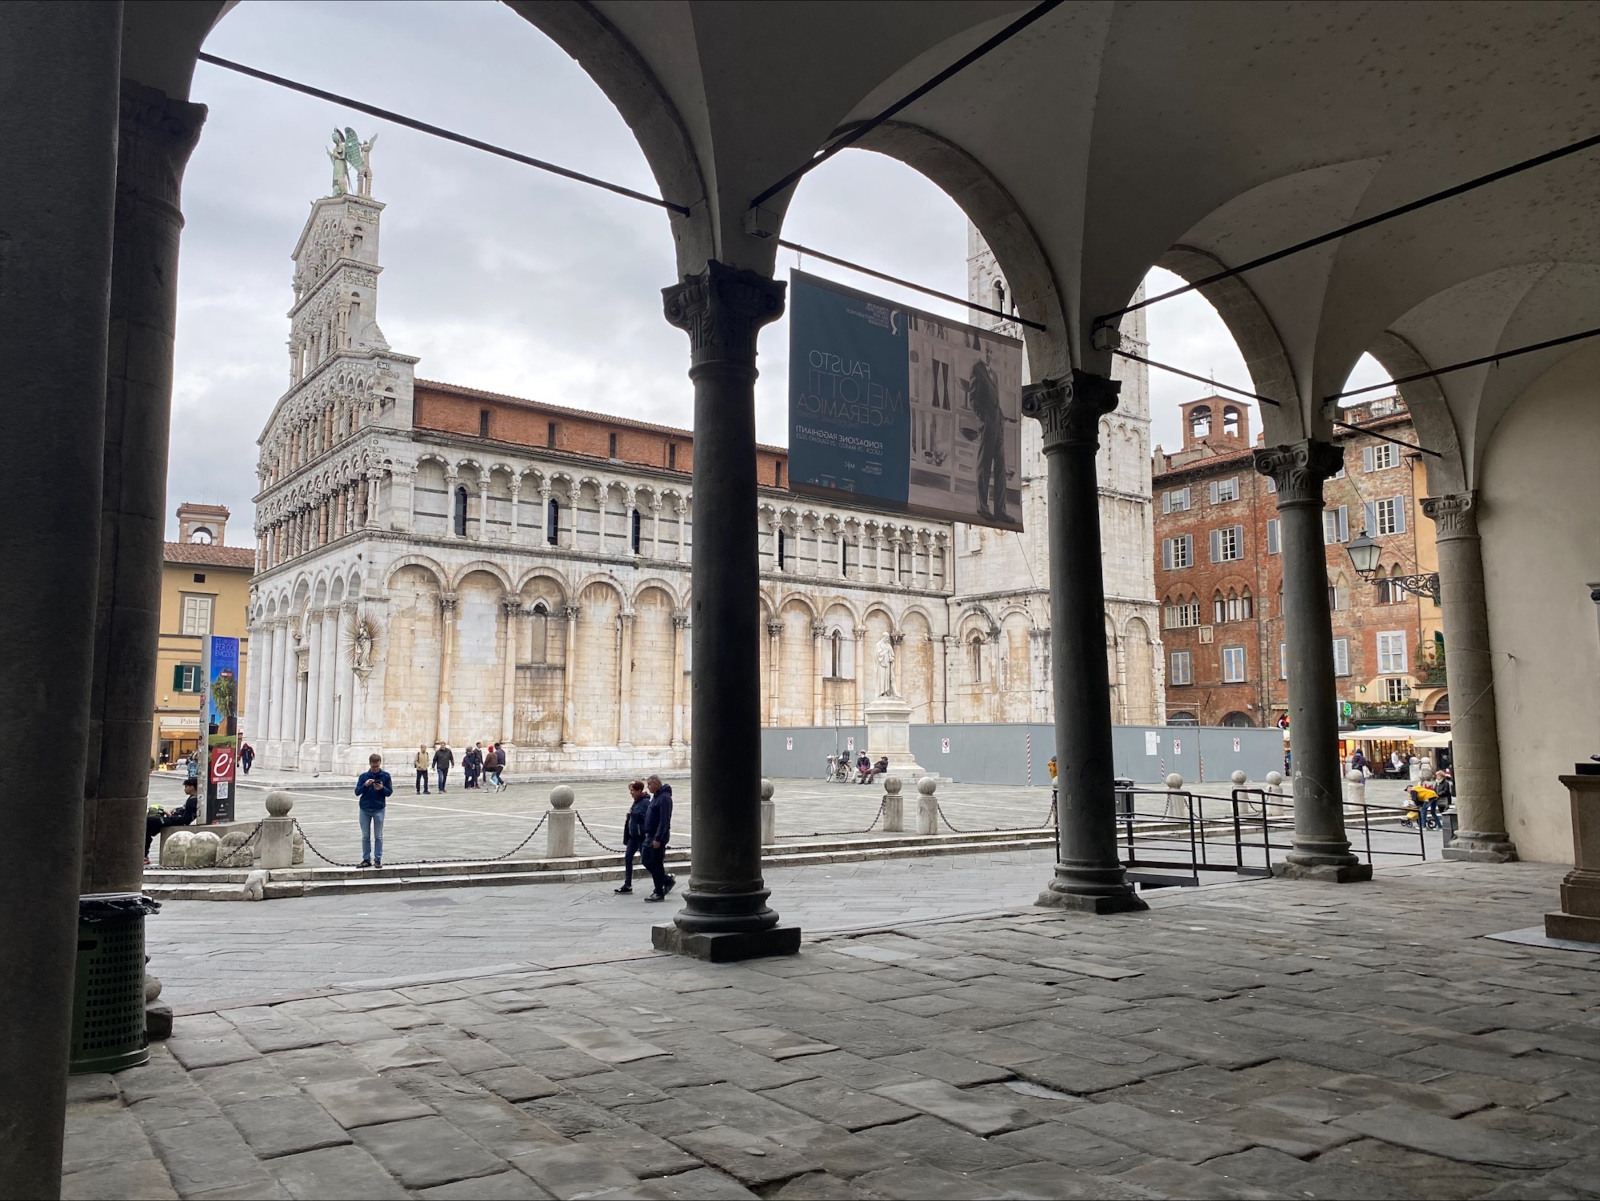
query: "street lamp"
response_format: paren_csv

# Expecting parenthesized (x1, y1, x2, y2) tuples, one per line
(1346, 529, 1440, 603)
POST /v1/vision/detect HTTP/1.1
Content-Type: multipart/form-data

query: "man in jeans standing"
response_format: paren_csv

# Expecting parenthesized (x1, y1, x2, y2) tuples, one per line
(432, 742, 454, 793)
(355, 753, 392, 869)
(640, 774, 676, 902)
(413, 744, 431, 794)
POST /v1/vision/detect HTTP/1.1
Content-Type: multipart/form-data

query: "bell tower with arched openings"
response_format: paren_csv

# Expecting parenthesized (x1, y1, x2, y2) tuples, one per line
(1179, 395, 1251, 455)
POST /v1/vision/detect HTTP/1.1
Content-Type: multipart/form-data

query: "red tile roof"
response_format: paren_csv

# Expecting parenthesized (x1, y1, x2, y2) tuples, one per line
(164, 542, 255, 570)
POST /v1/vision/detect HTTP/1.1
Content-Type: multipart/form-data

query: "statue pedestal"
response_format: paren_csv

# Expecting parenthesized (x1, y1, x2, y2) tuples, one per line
(1545, 772, 1600, 944)
(865, 697, 925, 782)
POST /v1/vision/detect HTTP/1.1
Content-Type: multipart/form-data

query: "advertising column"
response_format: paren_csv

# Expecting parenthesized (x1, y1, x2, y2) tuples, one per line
(202, 634, 240, 822)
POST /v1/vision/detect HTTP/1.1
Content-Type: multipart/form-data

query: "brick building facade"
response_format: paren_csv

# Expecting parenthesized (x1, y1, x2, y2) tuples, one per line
(1153, 395, 1445, 732)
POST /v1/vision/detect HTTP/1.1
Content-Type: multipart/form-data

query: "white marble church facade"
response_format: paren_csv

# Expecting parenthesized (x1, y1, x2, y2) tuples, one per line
(245, 183, 1161, 776)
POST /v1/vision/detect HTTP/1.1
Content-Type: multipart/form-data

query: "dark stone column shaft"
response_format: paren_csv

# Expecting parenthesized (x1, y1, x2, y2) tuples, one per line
(1423, 492, 1517, 861)
(0, 3, 123, 1196)
(655, 262, 798, 961)
(1026, 372, 1146, 914)
(83, 81, 205, 898)
(1255, 440, 1369, 880)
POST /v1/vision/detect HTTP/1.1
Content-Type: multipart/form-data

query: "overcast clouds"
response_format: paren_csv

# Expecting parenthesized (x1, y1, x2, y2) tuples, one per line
(172, 0, 1388, 543)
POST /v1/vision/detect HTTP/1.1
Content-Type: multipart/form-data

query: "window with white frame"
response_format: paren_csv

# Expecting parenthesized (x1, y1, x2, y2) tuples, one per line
(1162, 598, 1201, 628)
(1162, 487, 1191, 513)
(1363, 442, 1398, 472)
(1221, 645, 1246, 683)
(1209, 476, 1239, 504)
(1213, 593, 1226, 624)
(1279, 642, 1288, 680)
(1367, 495, 1405, 537)
(1169, 650, 1193, 685)
(1162, 534, 1193, 570)
(1384, 676, 1410, 703)
(1209, 525, 1243, 562)
(1266, 518, 1281, 554)
(1322, 506, 1349, 544)
(180, 594, 213, 637)
(1332, 636, 1350, 677)
(173, 664, 202, 693)
(1376, 631, 1408, 674)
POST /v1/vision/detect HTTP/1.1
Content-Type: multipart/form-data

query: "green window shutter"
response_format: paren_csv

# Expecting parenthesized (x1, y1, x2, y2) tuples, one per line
(173, 664, 185, 691)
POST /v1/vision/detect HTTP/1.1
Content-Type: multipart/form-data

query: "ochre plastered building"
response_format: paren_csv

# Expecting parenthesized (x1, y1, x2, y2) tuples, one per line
(152, 503, 254, 765)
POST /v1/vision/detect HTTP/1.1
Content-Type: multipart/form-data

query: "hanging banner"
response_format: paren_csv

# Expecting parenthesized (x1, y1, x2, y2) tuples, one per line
(202, 635, 240, 823)
(788, 271, 1023, 530)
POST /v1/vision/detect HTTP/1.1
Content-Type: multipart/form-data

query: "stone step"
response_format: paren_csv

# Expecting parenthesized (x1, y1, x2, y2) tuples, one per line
(143, 830, 1055, 900)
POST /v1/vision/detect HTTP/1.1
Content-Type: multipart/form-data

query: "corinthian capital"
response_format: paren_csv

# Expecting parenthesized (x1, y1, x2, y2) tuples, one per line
(118, 81, 207, 207)
(1253, 439, 1343, 507)
(1421, 491, 1479, 540)
(662, 261, 786, 365)
(1021, 370, 1120, 454)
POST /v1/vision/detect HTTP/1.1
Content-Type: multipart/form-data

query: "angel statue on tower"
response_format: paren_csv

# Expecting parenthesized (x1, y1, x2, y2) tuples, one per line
(327, 127, 377, 196)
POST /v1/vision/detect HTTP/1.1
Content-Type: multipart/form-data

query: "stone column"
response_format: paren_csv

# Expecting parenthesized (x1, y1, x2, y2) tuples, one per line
(317, 606, 338, 764)
(560, 604, 579, 749)
(1423, 492, 1517, 861)
(269, 622, 288, 744)
(766, 619, 783, 725)
(672, 613, 689, 746)
(478, 483, 489, 541)
(303, 611, 324, 763)
(436, 592, 457, 745)
(365, 472, 380, 529)
(811, 621, 827, 726)
(501, 598, 521, 744)
(1025, 373, 1146, 913)
(538, 483, 552, 543)
(334, 603, 356, 754)
(1255, 439, 1369, 881)
(617, 611, 635, 747)
(251, 619, 274, 747)
(657, 261, 797, 960)
(508, 480, 520, 544)
(853, 627, 867, 723)
(0, 5, 120, 1191)
(675, 497, 688, 561)
(651, 498, 662, 558)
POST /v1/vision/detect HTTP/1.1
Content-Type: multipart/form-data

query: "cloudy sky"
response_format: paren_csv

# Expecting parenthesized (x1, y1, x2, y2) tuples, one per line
(173, 0, 1388, 543)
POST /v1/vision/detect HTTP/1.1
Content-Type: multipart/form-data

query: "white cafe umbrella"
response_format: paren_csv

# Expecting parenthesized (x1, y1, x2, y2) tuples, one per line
(1350, 726, 1420, 742)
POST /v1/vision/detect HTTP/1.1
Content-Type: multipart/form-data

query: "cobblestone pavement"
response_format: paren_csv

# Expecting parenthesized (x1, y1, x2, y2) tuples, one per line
(149, 772, 1426, 868)
(70, 860, 1598, 1200)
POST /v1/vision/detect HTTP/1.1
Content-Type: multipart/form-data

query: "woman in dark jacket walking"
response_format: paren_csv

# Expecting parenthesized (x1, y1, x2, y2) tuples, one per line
(615, 780, 650, 894)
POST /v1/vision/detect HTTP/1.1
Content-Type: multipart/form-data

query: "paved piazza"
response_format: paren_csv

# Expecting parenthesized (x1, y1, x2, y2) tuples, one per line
(71, 854, 1599, 1199)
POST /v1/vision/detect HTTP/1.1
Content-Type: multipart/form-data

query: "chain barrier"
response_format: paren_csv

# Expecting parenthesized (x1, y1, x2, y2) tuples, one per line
(290, 812, 549, 869)
(573, 811, 623, 854)
(216, 822, 263, 868)
(934, 799, 1057, 836)
(783, 795, 887, 839)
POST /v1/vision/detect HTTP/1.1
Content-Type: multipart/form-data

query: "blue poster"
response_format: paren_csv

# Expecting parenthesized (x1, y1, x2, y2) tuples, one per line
(205, 635, 240, 736)
(788, 271, 1023, 528)
(789, 272, 910, 506)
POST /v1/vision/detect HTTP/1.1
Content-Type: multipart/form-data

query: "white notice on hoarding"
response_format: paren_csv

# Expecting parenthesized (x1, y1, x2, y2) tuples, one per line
(1173, 739, 1182, 755)
(847, 737, 855, 752)
(1145, 731, 1159, 756)
(1233, 737, 1242, 752)
(941, 738, 951, 754)
(786, 737, 793, 751)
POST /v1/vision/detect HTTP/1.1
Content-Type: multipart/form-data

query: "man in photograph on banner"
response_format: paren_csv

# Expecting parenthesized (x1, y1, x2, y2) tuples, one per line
(965, 337, 1008, 523)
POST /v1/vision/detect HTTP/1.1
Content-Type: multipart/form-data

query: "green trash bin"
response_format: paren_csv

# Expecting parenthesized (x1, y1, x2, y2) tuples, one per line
(71, 894, 161, 1074)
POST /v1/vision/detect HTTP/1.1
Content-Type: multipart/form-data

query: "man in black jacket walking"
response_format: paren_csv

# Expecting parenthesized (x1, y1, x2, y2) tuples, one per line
(432, 743, 454, 792)
(640, 774, 676, 901)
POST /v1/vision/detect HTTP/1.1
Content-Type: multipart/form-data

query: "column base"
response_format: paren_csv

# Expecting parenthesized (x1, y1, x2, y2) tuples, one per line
(1272, 860, 1373, 883)
(1544, 911, 1600, 944)
(1443, 832, 1518, 863)
(652, 922, 801, 962)
(1035, 888, 1149, 915)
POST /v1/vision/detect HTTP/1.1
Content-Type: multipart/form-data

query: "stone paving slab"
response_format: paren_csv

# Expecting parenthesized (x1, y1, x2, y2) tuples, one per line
(64, 860, 1600, 1200)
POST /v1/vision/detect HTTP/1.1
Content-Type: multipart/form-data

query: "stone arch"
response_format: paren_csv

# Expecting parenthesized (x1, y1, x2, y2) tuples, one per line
(851, 121, 1072, 377)
(630, 576, 684, 611)
(998, 608, 1034, 722)
(1122, 615, 1158, 725)
(1158, 244, 1302, 444)
(775, 595, 819, 726)
(515, 567, 570, 608)
(383, 553, 449, 592)
(449, 559, 515, 595)
(572, 578, 625, 745)
(900, 609, 936, 722)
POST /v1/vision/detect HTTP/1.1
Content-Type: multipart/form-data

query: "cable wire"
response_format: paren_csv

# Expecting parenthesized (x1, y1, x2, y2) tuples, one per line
(196, 52, 692, 216)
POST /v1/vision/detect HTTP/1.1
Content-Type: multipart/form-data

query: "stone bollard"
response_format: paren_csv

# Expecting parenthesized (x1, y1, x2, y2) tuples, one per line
(916, 777, 939, 836)
(1408, 755, 1421, 783)
(1345, 769, 1367, 813)
(882, 777, 904, 833)
(547, 785, 576, 858)
(260, 791, 296, 870)
(1420, 761, 1435, 783)
(760, 778, 776, 846)
(1165, 773, 1186, 821)
(1231, 770, 1248, 787)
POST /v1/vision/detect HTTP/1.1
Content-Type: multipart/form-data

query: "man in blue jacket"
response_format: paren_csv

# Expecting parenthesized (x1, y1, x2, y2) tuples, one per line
(354, 753, 393, 868)
(640, 774, 676, 901)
